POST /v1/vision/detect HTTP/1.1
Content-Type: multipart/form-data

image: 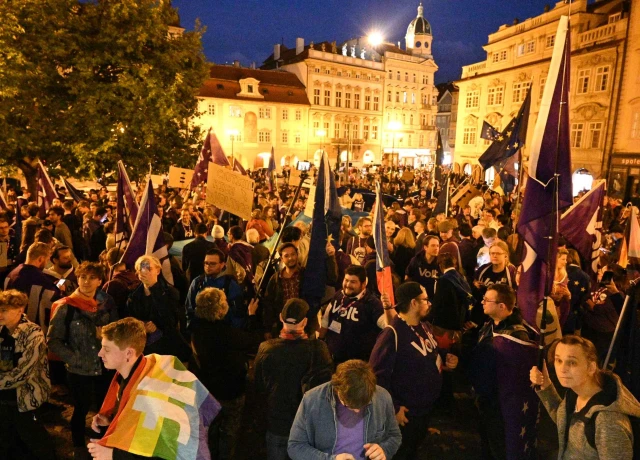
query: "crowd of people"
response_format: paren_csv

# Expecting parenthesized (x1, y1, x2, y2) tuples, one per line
(0, 163, 639, 460)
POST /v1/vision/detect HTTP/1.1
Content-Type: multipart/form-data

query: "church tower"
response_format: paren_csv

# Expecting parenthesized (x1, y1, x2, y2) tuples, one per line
(405, 3, 433, 58)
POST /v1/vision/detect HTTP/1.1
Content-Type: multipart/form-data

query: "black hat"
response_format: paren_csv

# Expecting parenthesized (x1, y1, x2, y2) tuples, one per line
(281, 298, 309, 325)
(395, 282, 424, 308)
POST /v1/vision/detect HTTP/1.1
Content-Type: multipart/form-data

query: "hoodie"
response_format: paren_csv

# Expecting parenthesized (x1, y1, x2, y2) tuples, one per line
(537, 372, 640, 460)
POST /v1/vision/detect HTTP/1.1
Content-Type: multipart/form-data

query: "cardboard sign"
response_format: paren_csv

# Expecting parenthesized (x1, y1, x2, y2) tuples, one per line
(304, 185, 316, 218)
(168, 166, 194, 189)
(206, 163, 255, 221)
(451, 184, 481, 208)
(289, 169, 302, 187)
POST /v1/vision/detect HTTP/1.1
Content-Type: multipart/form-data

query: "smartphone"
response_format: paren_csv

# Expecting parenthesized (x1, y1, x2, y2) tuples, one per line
(56, 279, 66, 288)
(297, 161, 311, 172)
(600, 270, 614, 286)
(100, 214, 108, 224)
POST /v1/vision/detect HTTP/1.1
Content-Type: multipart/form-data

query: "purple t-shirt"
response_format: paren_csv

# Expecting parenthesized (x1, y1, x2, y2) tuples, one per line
(333, 399, 366, 459)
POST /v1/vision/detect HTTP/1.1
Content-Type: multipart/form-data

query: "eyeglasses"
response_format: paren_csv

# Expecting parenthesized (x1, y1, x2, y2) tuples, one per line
(482, 297, 499, 304)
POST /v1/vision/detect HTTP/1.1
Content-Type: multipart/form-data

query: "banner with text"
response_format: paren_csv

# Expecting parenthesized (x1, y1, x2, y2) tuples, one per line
(206, 163, 255, 220)
(168, 166, 195, 189)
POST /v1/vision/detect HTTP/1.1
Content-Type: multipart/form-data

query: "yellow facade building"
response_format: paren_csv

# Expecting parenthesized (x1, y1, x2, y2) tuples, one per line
(454, 0, 629, 181)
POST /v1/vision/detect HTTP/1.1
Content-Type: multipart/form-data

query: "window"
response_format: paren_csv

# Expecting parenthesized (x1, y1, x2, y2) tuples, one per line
(295, 109, 302, 121)
(324, 90, 331, 106)
(539, 77, 547, 99)
(247, 84, 254, 93)
(422, 94, 428, 105)
(352, 123, 358, 139)
(314, 68, 320, 73)
(295, 133, 301, 144)
(463, 127, 477, 145)
(403, 92, 407, 104)
(577, 69, 590, 94)
(571, 123, 584, 148)
(229, 105, 242, 117)
(411, 93, 416, 104)
(356, 73, 361, 79)
(405, 72, 409, 82)
(371, 125, 378, 140)
(419, 134, 424, 146)
(373, 96, 379, 111)
(387, 91, 392, 102)
(313, 89, 320, 105)
(487, 87, 503, 105)
(408, 135, 412, 146)
(313, 121, 320, 131)
(365, 95, 371, 110)
(325, 69, 331, 74)
(354, 93, 360, 109)
(588, 122, 603, 148)
(512, 82, 531, 103)
(259, 108, 271, 119)
(207, 104, 215, 115)
(345, 93, 351, 109)
(259, 131, 271, 143)
(632, 111, 640, 139)
(595, 66, 610, 92)
(337, 70, 343, 77)
(282, 109, 288, 120)
(465, 90, 479, 108)
(546, 35, 555, 48)
(334, 122, 340, 138)
(395, 92, 400, 103)
(336, 91, 342, 108)
(413, 74, 417, 83)
(363, 125, 369, 140)
(397, 71, 401, 80)
(282, 131, 288, 143)
(388, 70, 393, 80)
(609, 12, 621, 23)
(421, 114, 427, 126)
(343, 123, 349, 138)
(324, 121, 330, 132)
(402, 114, 406, 124)
(422, 75, 428, 84)
(410, 114, 414, 125)
(492, 51, 507, 63)
(517, 40, 535, 56)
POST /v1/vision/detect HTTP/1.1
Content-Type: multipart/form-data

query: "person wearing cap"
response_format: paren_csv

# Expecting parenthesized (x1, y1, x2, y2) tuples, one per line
(288, 360, 401, 460)
(185, 248, 245, 329)
(320, 265, 389, 365)
(255, 298, 333, 460)
(190, 287, 261, 460)
(262, 241, 337, 338)
(0, 289, 56, 460)
(211, 224, 229, 255)
(181, 222, 215, 283)
(369, 281, 458, 460)
(405, 235, 441, 299)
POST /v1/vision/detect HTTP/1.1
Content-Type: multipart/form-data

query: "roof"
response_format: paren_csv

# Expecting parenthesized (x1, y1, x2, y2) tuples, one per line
(375, 43, 412, 56)
(261, 42, 336, 69)
(436, 82, 458, 98)
(407, 4, 432, 36)
(199, 65, 310, 105)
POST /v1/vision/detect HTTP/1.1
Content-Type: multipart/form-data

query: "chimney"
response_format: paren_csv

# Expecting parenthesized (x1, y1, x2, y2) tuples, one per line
(296, 37, 304, 55)
(233, 60, 240, 68)
(274, 44, 281, 61)
(251, 62, 256, 69)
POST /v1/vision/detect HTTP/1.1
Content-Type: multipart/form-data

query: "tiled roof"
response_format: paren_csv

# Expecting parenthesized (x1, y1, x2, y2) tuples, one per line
(198, 65, 310, 105)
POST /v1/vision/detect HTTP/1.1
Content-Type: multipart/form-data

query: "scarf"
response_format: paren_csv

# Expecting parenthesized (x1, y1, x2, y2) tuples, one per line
(279, 328, 308, 340)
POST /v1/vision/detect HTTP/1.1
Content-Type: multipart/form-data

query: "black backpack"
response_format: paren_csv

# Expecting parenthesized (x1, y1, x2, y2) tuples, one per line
(300, 340, 333, 395)
(584, 411, 640, 459)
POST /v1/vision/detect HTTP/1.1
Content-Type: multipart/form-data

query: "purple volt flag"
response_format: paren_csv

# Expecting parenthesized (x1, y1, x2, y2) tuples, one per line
(120, 178, 173, 285)
(36, 160, 58, 219)
(517, 16, 573, 327)
(115, 161, 139, 246)
(62, 178, 84, 202)
(190, 131, 230, 190)
(494, 334, 539, 460)
(559, 180, 605, 277)
(372, 182, 394, 305)
(301, 151, 342, 313)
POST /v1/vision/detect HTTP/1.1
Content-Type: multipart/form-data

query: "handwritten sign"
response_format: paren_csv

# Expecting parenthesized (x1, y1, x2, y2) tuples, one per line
(168, 166, 194, 189)
(206, 163, 255, 221)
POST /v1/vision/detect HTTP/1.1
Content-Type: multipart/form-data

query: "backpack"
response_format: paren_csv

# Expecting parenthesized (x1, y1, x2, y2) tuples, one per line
(584, 411, 640, 459)
(300, 340, 333, 394)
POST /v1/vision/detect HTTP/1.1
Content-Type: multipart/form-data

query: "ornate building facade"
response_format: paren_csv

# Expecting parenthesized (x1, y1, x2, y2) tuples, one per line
(454, 0, 629, 180)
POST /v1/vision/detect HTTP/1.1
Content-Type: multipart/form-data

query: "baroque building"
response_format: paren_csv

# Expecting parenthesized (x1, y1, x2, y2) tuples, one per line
(454, 0, 629, 181)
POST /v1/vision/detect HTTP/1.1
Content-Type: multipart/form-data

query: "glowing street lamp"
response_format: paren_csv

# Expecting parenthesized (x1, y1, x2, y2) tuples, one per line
(316, 129, 326, 152)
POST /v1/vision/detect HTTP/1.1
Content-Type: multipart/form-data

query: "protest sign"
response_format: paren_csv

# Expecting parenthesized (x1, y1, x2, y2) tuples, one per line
(168, 166, 194, 189)
(206, 163, 254, 221)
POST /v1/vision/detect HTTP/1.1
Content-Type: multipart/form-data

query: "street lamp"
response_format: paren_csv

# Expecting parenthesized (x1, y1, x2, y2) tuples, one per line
(228, 129, 239, 165)
(316, 129, 326, 153)
(388, 120, 402, 166)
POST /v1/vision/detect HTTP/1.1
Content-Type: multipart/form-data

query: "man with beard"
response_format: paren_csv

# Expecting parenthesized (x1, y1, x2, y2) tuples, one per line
(405, 235, 440, 299)
(320, 265, 391, 365)
(43, 245, 78, 295)
(346, 217, 373, 265)
(48, 206, 73, 251)
(370, 282, 458, 460)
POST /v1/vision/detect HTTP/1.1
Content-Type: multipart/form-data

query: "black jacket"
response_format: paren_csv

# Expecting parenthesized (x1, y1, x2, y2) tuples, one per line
(181, 236, 215, 282)
(254, 338, 333, 436)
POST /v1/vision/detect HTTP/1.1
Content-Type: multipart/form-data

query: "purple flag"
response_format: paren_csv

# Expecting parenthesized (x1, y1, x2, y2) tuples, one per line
(301, 152, 341, 312)
(517, 16, 573, 327)
(62, 178, 84, 202)
(233, 159, 246, 175)
(0, 188, 7, 210)
(115, 161, 139, 246)
(494, 334, 540, 459)
(36, 160, 58, 219)
(190, 131, 230, 190)
(372, 182, 394, 304)
(120, 178, 173, 285)
(559, 180, 605, 277)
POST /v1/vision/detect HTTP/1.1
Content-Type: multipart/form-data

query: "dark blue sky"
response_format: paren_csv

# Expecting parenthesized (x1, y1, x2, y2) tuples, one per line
(173, 0, 557, 83)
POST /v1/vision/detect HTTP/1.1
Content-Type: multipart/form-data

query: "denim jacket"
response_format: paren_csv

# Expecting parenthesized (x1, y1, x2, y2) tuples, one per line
(287, 382, 402, 460)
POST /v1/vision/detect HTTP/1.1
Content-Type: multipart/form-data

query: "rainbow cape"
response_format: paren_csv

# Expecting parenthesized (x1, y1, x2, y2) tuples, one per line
(97, 354, 220, 459)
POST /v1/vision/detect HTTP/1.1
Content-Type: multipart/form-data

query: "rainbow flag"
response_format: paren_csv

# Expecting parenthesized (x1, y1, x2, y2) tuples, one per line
(97, 354, 220, 459)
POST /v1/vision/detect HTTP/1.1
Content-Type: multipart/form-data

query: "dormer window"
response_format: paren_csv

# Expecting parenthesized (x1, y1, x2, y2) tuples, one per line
(237, 77, 264, 99)
(247, 84, 254, 93)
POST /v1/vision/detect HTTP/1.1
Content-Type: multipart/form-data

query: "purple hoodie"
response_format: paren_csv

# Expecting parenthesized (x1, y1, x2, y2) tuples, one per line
(229, 241, 254, 283)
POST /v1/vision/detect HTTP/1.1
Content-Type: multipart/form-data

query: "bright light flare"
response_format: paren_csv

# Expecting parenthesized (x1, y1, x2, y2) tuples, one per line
(368, 32, 383, 47)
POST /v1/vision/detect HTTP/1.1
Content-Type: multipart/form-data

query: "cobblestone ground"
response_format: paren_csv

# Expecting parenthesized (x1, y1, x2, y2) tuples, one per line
(41, 364, 558, 460)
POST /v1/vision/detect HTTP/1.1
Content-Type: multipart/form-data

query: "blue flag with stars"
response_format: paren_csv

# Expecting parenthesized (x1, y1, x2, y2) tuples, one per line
(479, 90, 531, 171)
(481, 120, 500, 141)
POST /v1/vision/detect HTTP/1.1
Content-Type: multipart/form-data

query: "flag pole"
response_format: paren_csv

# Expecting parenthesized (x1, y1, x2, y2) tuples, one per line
(602, 279, 640, 369)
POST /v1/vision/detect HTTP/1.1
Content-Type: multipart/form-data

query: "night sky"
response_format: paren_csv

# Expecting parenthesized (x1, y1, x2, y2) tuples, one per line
(172, 0, 559, 83)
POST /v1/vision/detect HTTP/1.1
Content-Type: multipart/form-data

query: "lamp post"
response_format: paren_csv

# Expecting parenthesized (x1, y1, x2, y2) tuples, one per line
(316, 129, 326, 154)
(228, 129, 239, 165)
